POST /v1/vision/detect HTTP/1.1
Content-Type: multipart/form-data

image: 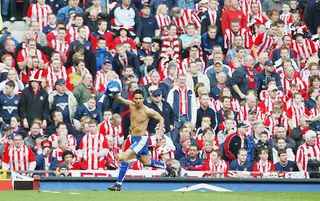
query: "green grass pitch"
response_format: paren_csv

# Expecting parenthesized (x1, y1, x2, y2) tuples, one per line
(1, 191, 319, 201)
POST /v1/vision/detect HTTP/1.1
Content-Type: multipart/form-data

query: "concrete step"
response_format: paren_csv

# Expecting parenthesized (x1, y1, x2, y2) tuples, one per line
(3, 21, 28, 43)
(3, 21, 28, 32)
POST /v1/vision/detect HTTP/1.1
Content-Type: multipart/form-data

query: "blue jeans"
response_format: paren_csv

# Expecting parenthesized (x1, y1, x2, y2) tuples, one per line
(1, 0, 16, 18)
(1, 0, 10, 16)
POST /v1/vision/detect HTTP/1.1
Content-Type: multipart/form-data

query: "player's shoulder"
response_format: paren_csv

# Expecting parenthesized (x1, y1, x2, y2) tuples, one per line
(143, 105, 156, 114)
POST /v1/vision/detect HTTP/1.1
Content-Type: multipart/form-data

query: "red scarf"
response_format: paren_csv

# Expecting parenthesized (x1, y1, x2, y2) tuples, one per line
(245, 66, 255, 89)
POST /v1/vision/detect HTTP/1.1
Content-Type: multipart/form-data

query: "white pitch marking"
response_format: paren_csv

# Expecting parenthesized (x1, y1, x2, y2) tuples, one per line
(174, 183, 232, 192)
(69, 192, 81, 195)
(40, 190, 61, 194)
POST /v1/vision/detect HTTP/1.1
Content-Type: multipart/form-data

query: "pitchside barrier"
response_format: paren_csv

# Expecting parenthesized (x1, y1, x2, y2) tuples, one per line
(0, 169, 12, 190)
(1, 169, 320, 191)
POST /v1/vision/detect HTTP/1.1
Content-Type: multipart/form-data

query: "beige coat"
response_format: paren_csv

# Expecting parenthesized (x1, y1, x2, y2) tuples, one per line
(186, 71, 210, 92)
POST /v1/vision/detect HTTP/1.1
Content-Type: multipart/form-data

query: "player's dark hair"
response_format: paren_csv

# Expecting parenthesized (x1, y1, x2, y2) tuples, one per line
(133, 89, 144, 98)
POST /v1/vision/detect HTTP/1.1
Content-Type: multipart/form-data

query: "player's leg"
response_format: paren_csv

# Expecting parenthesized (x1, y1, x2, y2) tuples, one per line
(108, 136, 145, 191)
(116, 149, 136, 184)
(139, 155, 166, 168)
(139, 155, 176, 176)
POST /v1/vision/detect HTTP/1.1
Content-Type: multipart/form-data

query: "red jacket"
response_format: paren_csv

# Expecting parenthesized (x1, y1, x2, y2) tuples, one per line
(221, 8, 248, 35)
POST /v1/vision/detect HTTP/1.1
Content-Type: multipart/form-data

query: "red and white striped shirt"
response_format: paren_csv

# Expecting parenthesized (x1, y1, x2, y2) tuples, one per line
(292, 39, 317, 61)
(48, 39, 70, 55)
(17, 48, 48, 65)
(253, 159, 275, 173)
(280, 12, 293, 32)
(224, 28, 252, 49)
(202, 159, 229, 178)
(239, 104, 261, 121)
(44, 65, 68, 92)
(26, 3, 52, 30)
(67, 26, 90, 43)
(205, 9, 218, 26)
(172, 9, 201, 35)
(158, 57, 181, 78)
(140, 76, 152, 86)
(94, 70, 108, 93)
(196, 97, 217, 111)
(2, 145, 36, 171)
(48, 133, 77, 150)
(152, 146, 175, 161)
(178, 88, 188, 115)
(215, 98, 241, 113)
(281, 76, 306, 97)
(78, 133, 109, 170)
(155, 14, 171, 30)
(253, 33, 277, 56)
(195, 133, 219, 150)
(309, 107, 320, 119)
(161, 36, 180, 59)
(99, 120, 124, 148)
(239, 0, 262, 16)
(286, 104, 307, 128)
(296, 143, 320, 171)
(260, 96, 283, 115)
(181, 57, 205, 74)
(264, 114, 279, 137)
(105, 147, 122, 169)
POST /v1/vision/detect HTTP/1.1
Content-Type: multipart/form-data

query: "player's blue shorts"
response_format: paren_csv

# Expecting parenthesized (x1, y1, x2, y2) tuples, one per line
(129, 135, 149, 158)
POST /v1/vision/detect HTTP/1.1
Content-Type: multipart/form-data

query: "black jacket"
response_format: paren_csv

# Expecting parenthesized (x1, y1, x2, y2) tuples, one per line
(305, 1, 320, 34)
(228, 66, 258, 101)
(19, 86, 49, 125)
(113, 51, 140, 76)
(147, 100, 174, 134)
(196, 106, 217, 131)
(223, 133, 248, 162)
(65, 49, 97, 80)
(201, 9, 222, 37)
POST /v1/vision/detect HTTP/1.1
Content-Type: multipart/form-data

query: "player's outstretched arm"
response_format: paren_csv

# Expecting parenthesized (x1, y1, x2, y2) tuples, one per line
(111, 94, 133, 107)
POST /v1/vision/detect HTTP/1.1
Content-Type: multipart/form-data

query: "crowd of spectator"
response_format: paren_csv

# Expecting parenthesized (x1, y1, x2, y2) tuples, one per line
(0, 0, 320, 178)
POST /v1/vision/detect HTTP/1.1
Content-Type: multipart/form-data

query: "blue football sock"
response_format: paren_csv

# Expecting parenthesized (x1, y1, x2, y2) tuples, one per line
(116, 162, 130, 185)
(150, 159, 167, 169)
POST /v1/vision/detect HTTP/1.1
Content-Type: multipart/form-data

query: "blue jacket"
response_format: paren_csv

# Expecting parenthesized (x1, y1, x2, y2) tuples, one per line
(95, 48, 113, 71)
(256, 70, 283, 93)
(275, 161, 298, 172)
(306, 98, 316, 110)
(201, 33, 224, 56)
(57, 5, 84, 24)
(180, 155, 204, 170)
(216, 109, 238, 128)
(35, 154, 59, 176)
(74, 103, 102, 123)
(245, 135, 256, 163)
(228, 66, 259, 101)
(229, 159, 253, 171)
(168, 88, 194, 122)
